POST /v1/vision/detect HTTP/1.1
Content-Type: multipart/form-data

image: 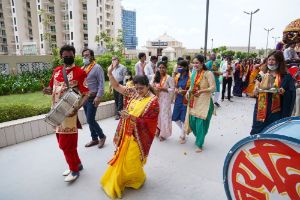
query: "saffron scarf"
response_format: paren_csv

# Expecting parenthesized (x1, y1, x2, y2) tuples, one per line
(189, 70, 205, 108)
(82, 61, 96, 74)
(256, 74, 281, 122)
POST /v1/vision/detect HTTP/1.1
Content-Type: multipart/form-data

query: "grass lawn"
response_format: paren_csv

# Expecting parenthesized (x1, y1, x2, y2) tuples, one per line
(0, 92, 52, 107)
(0, 81, 110, 107)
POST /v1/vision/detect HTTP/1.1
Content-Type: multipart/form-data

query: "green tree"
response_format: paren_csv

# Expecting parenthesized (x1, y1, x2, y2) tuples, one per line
(212, 48, 219, 53)
(258, 49, 265, 58)
(221, 50, 235, 58)
(38, 9, 55, 53)
(95, 29, 124, 55)
(249, 52, 258, 58)
(219, 46, 227, 53)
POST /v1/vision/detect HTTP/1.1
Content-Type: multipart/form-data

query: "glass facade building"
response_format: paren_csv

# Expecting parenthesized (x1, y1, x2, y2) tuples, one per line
(122, 9, 138, 50)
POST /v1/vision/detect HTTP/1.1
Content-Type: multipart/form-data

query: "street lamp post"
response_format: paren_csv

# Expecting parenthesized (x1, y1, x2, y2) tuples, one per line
(264, 28, 274, 56)
(204, 0, 209, 60)
(244, 9, 260, 56)
(272, 36, 280, 49)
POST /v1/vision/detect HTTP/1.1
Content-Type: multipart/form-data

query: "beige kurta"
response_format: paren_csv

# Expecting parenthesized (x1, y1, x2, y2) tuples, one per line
(189, 70, 216, 119)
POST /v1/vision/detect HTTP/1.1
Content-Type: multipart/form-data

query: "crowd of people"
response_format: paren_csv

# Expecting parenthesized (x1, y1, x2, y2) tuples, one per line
(43, 42, 299, 199)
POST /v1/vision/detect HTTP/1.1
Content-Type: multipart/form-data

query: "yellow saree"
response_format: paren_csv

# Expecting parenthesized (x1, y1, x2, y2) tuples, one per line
(101, 96, 156, 199)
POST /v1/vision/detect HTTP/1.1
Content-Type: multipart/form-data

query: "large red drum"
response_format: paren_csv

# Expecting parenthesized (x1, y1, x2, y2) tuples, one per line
(223, 117, 300, 200)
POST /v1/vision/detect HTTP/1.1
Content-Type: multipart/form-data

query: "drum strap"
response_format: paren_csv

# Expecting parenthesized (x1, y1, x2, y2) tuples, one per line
(62, 67, 70, 89)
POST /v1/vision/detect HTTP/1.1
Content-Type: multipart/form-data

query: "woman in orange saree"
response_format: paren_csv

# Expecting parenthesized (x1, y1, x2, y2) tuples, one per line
(101, 63, 159, 199)
(244, 62, 260, 97)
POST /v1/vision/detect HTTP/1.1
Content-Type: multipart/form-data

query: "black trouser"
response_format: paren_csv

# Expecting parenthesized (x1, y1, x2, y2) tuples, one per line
(113, 81, 123, 115)
(222, 77, 233, 100)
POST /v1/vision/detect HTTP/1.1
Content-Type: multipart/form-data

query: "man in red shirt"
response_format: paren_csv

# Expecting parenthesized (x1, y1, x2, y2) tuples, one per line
(43, 45, 89, 182)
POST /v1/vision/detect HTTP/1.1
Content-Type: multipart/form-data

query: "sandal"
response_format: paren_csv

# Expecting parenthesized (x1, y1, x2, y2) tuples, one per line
(179, 136, 186, 144)
(195, 148, 203, 153)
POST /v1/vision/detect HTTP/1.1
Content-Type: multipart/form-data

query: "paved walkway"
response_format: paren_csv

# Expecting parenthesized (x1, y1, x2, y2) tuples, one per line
(0, 97, 255, 200)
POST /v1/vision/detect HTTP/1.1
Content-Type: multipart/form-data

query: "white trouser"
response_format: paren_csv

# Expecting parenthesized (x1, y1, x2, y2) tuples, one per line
(175, 120, 185, 138)
(293, 88, 300, 116)
(214, 92, 220, 103)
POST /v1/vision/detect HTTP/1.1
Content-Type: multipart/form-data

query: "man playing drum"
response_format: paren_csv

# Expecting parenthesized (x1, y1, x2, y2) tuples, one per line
(43, 45, 89, 182)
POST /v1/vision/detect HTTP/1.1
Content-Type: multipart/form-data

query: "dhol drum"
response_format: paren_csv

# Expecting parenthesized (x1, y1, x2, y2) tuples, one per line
(223, 116, 300, 200)
(45, 89, 81, 127)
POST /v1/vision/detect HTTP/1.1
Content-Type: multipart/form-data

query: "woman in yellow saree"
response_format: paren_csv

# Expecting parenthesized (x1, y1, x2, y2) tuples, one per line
(101, 64, 159, 199)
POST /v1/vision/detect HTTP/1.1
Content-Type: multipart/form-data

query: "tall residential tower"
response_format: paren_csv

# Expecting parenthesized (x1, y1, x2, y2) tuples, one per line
(0, 0, 122, 55)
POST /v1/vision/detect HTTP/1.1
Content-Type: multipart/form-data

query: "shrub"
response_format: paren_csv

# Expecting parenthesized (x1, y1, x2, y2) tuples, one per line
(0, 69, 53, 95)
(0, 91, 114, 123)
(0, 104, 50, 123)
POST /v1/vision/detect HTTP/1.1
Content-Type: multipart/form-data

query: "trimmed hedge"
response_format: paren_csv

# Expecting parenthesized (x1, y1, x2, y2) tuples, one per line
(0, 91, 114, 123)
(0, 104, 50, 123)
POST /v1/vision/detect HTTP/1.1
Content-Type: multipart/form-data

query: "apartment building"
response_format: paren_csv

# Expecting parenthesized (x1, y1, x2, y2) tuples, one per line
(0, 0, 122, 55)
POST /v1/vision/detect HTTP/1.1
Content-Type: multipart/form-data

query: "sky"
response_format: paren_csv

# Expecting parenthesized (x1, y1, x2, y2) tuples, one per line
(122, 0, 299, 50)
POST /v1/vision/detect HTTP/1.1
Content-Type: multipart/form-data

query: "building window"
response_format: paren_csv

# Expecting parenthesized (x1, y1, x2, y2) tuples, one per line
(84, 33, 88, 40)
(12, 8, 15, 13)
(71, 32, 73, 40)
(64, 24, 69, 30)
(11, 0, 14, 6)
(41, 43, 43, 48)
(83, 14, 87, 20)
(71, 42, 74, 46)
(96, 0, 99, 7)
(97, 18, 99, 25)
(70, 11, 72, 19)
(13, 17, 16, 25)
(51, 35, 56, 42)
(65, 34, 70, 40)
(16, 45, 19, 49)
(100, 16, 102, 21)
(38, 5, 40, 10)
(50, 26, 55, 32)
(82, 3, 87, 10)
(29, 29, 32, 35)
(39, 15, 41, 22)
(49, 7, 54, 13)
(84, 43, 88, 47)
(83, 24, 88, 30)
(40, 34, 43, 41)
(16, 36, 18, 43)
(14, 26, 17, 31)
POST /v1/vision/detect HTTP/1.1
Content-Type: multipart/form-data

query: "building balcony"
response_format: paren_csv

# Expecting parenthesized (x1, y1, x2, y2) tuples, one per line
(43, 0, 54, 6)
